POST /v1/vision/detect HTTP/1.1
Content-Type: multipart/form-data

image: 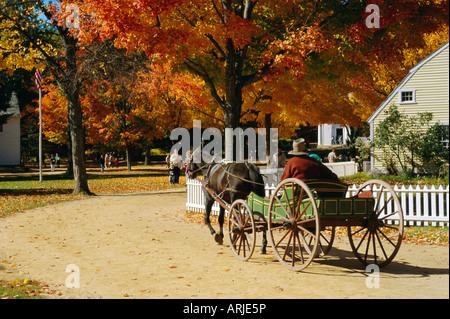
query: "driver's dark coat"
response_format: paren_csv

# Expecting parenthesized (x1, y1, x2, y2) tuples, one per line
(280, 155, 339, 182)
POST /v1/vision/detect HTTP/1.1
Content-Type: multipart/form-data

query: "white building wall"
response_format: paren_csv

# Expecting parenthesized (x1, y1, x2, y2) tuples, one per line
(0, 92, 21, 166)
(318, 124, 349, 146)
(0, 117, 21, 165)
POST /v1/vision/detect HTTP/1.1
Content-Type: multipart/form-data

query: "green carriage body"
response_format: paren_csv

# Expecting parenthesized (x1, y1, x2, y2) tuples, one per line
(246, 180, 376, 223)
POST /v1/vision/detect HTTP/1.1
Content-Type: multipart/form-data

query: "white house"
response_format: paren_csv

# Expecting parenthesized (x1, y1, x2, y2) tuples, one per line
(367, 42, 449, 171)
(317, 123, 350, 146)
(0, 92, 21, 166)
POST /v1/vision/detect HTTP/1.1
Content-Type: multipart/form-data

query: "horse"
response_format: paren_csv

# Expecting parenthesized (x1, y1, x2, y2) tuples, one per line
(188, 149, 267, 253)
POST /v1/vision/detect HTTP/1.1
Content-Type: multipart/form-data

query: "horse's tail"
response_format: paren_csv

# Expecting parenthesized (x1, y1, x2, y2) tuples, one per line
(248, 164, 265, 198)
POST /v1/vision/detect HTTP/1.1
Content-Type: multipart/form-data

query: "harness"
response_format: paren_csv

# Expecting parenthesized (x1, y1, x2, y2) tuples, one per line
(192, 160, 266, 184)
(188, 163, 209, 177)
(188, 149, 266, 204)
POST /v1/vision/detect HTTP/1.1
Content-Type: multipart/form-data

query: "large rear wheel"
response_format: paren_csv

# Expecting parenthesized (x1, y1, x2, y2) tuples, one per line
(318, 226, 335, 257)
(267, 178, 320, 271)
(348, 180, 404, 267)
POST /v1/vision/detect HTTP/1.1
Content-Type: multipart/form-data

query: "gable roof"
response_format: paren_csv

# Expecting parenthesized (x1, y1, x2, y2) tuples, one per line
(367, 42, 449, 123)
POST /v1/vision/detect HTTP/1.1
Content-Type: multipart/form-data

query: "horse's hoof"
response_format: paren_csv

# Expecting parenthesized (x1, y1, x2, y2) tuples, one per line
(214, 233, 224, 245)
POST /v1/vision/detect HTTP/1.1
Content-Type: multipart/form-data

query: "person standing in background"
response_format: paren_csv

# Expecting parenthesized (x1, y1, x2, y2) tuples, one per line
(55, 153, 60, 168)
(100, 154, 105, 173)
(50, 154, 56, 172)
(328, 149, 337, 163)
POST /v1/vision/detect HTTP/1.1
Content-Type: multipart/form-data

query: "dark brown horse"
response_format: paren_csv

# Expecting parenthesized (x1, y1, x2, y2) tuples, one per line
(188, 150, 267, 251)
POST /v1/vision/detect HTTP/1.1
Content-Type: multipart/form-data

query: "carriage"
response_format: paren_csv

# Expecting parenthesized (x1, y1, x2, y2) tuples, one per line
(223, 178, 404, 271)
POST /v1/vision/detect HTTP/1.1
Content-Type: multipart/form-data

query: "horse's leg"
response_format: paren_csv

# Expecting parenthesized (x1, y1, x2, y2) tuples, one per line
(260, 230, 267, 254)
(254, 212, 267, 255)
(204, 197, 217, 237)
(216, 206, 225, 245)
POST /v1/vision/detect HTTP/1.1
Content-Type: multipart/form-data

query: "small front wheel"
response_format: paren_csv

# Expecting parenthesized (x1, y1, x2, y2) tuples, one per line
(227, 199, 256, 261)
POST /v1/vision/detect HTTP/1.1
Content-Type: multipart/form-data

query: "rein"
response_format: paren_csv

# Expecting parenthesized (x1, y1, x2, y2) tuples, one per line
(191, 161, 266, 187)
(223, 169, 266, 186)
(188, 164, 209, 177)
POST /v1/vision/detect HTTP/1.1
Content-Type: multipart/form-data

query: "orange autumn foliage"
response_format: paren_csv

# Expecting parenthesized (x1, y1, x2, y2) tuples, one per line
(50, 0, 449, 136)
(40, 59, 217, 148)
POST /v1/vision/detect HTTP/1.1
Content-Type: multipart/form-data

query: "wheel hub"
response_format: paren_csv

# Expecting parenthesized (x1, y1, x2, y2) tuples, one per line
(366, 218, 384, 232)
(232, 226, 243, 234)
(283, 219, 298, 231)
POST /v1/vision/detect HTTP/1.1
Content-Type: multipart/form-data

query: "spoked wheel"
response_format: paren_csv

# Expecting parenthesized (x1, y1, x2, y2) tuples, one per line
(348, 180, 404, 268)
(317, 226, 335, 257)
(227, 199, 256, 261)
(268, 178, 320, 271)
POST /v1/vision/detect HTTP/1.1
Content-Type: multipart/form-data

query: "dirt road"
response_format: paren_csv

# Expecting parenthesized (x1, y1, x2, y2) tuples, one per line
(1, 191, 448, 299)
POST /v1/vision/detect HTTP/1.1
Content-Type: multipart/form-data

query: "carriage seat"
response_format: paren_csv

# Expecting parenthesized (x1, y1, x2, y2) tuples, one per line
(304, 179, 349, 198)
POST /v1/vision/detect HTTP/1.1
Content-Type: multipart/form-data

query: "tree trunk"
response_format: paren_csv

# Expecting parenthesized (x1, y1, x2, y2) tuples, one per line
(223, 103, 242, 162)
(265, 113, 272, 160)
(65, 123, 74, 177)
(65, 37, 90, 194)
(222, 39, 246, 161)
(126, 144, 132, 171)
(66, 89, 90, 194)
(144, 145, 150, 166)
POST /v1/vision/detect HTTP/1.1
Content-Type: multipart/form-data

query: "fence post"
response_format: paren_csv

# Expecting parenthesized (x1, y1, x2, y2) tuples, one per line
(407, 185, 414, 226)
(429, 185, 437, 226)
(423, 187, 429, 226)
(398, 185, 406, 225)
(438, 185, 444, 227)
(414, 185, 422, 226)
(446, 186, 449, 226)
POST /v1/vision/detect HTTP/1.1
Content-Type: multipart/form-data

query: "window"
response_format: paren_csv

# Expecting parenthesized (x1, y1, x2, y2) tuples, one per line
(399, 89, 416, 103)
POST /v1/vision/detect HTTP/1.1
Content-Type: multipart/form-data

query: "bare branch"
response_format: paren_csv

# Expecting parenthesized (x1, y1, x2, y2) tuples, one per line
(211, 0, 225, 23)
(190, 103, 225, 124)
(183, 58, 224, 108)
(204, 34, 226, 59)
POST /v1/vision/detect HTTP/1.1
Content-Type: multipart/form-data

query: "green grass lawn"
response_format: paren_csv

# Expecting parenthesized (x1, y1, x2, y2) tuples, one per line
(0, 165, 186, 217)
(341, 172, 449, 187)
(0, 280, 46, 299)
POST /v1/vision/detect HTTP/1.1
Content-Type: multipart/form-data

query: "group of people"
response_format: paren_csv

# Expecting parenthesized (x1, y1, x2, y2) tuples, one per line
(331, 135, 343, 145)
(327, 149, 350, 163)
(37, 153, 60, 170)
(49, 153, 60, 172)
(99, 152, 119, 173)
(280, 138, 340, 182)
(258, 137, 352, 183)
(272, 142, 349, 168)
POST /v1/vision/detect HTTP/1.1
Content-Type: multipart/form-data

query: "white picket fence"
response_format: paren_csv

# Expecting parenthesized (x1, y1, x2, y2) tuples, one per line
(186, 178, 449, 227)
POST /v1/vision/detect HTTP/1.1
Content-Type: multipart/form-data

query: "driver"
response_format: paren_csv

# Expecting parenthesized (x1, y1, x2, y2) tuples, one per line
(280, 138, 340, 182)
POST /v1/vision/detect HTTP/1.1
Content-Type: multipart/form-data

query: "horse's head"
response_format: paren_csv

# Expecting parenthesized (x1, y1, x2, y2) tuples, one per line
(187, 148, 203, 179)
(187, 147, 222, 179)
